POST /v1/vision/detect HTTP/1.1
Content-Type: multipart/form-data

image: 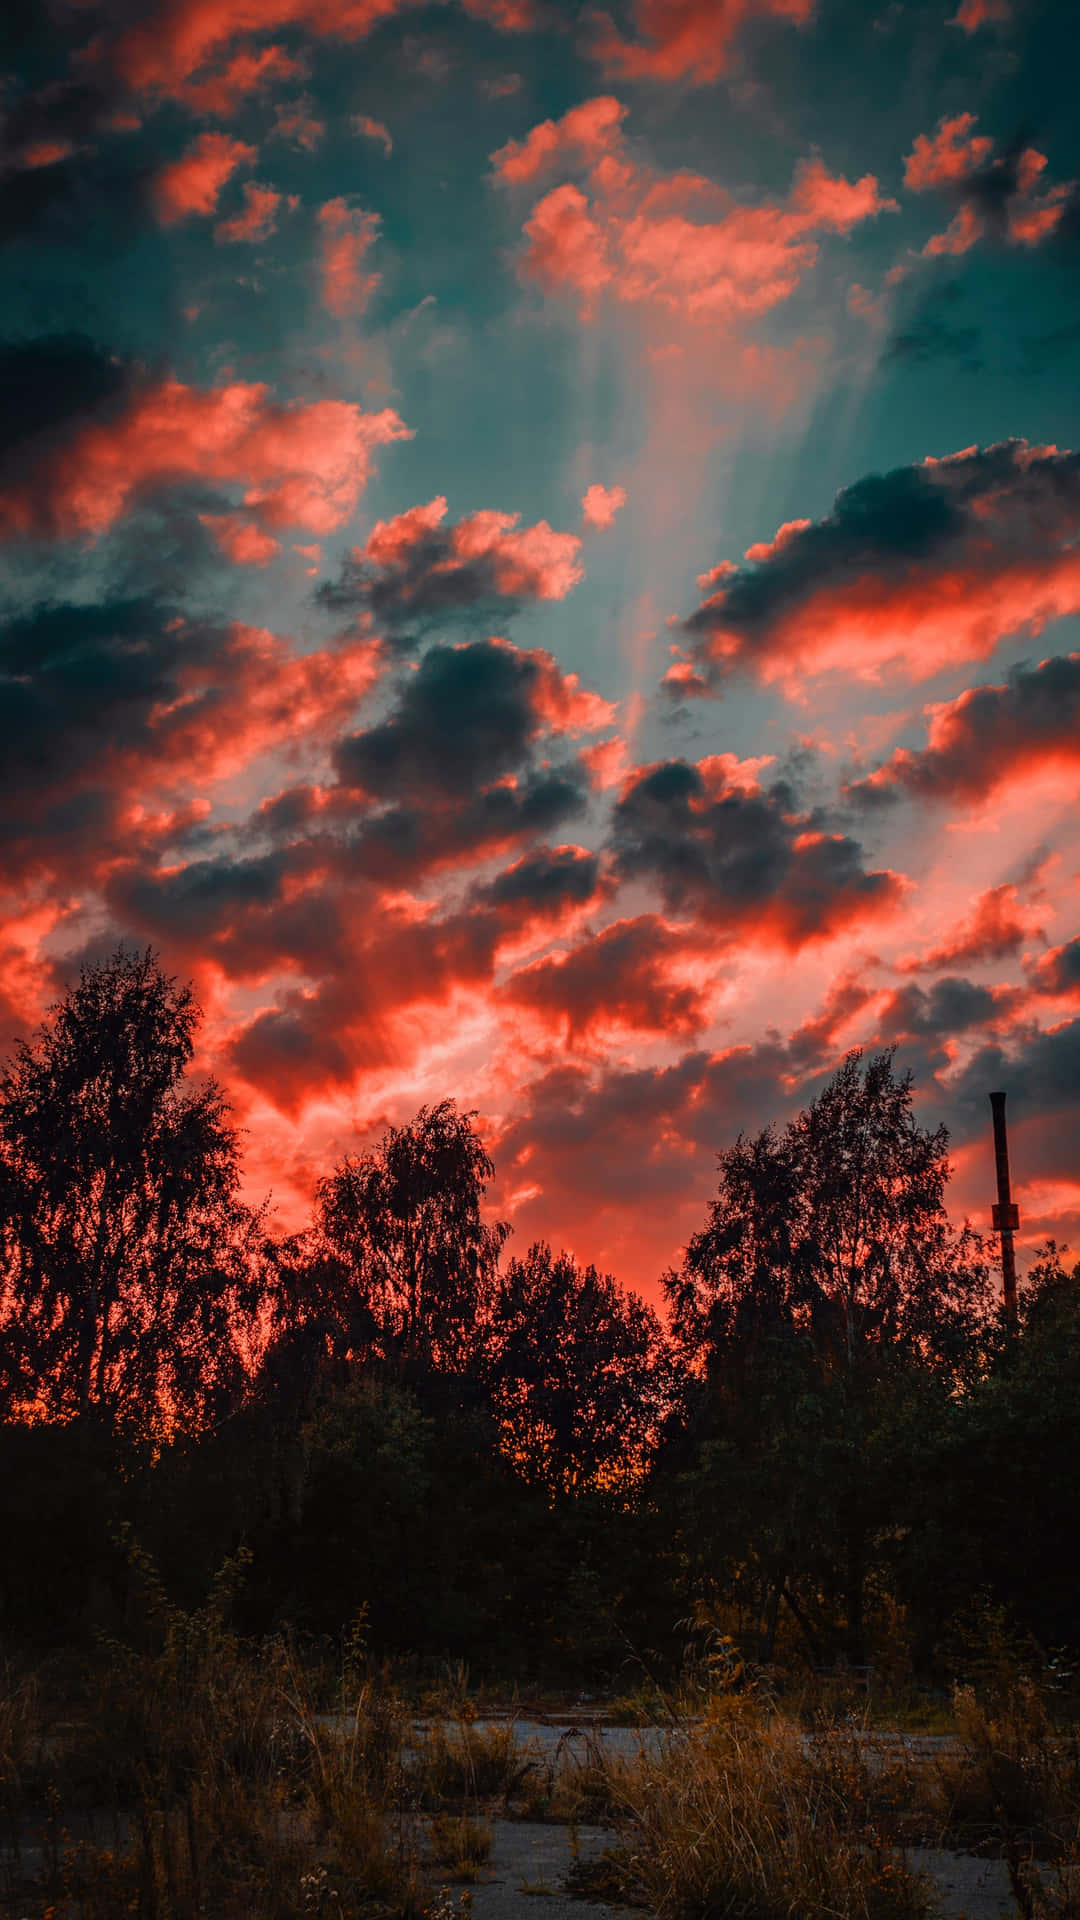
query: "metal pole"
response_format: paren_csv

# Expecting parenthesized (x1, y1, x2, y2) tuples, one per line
(989, 1090, 1019, 1334)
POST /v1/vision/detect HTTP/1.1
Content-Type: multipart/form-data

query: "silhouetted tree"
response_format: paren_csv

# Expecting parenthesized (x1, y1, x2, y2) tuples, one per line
(669, 1049, 989, 1376)
(311, 1100, 508, 1377)
(666, 1049, 992, 1662)
(0, 947, 261, 1434)
(488, 1242, 672, 1495)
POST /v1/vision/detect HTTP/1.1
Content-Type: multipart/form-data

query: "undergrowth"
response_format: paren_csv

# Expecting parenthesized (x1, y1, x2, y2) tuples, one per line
(0, 1534, 429, 1919)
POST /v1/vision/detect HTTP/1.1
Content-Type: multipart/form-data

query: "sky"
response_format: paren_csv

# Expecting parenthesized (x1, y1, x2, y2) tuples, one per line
(2, 0, 1079, 1298)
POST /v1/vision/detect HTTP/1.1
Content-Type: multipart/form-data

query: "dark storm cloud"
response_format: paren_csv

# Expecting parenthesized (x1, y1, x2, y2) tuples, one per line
(611, 759, 901, 947)
(0, 335, 133, 462)
(502, 914, 711, 1041)
(104, 635, 604, 985)
(333, 636, 595, 803)
(0, 594, 218, 875)
(686, 465, 962, 640)
(473, 843, 603, 914)
(112, 851, 297, 946)
(340, 764, 591, 888)
(335, 639, 545, 799)
(881, 976, 1011, 1039)
(885, 316, 983, 369)
(676, 442, 1080, 692)
(319, 524, 521, 638)
(0, 104, 150, 248)
(0, 588, 387, 897)
(1031, 938, 1080, 998)
(941, 1018, 1080, 1144)
(848, 653, 1080, 806)
(488, 1034, 820, 1276)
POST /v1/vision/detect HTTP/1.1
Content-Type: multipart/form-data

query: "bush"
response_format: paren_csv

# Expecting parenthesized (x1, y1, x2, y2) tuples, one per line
(589, 1694, 933, 1920)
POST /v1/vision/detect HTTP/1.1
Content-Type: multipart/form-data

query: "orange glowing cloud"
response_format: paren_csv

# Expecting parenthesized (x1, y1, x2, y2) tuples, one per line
(679, 441, 1080, 694)
(0, 592, 389, 903)
(491, 96, 626, 185)
(500, 103, 895, 325)
(850, 652, 1080, 807)
(143, 621, 385, 787)
(0, 373, 411, 542)
(351, 114, 392, 154)
(503, 914, 712, 1041)
(325, 495, 586, 628)
(898, 883, 1044, 973)
(317, 198, 381, 315)
(451, 510, 586, 601)
(904, 114, 993, 192)
(152, 131, 256, 224)
(590, 0, 815, 84)
(92, 0, 529, 108)
(582, 482, 627, 529)
(951, 0, 1010, 30)
(178, 44, 305, 115)
(904, 114, 1073, 255)
(214, 181, 282, 243)
(200, 513, 283, 565)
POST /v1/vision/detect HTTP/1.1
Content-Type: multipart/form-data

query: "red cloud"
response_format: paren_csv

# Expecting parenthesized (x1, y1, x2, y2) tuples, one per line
(462, 0, 536, 23)
(318, 198, 381, 315)
(590, 0, 815, 84)
(951, 0, 1010, 29)
(351, 114, 392, 154)
(898, 884, 1043, 973)
(0, 374, 410, 542)
(1030, 937, 1080, 1003)
(904, 114, 1072, 255)
(612, 756, 905, 950)
(491, 96, 626, 184)
(152, 131, 256, 224)
(331, 495, 586, 616)
(451, 510, 586, 601)
(92, 0, 529, 108)
(0, 595, 386, 900)
(582, 482, 627, 529)
(199, 513, 282, 565)
(904, 113, 993, 192)
(215, 181, 282, 243)
(502, 105, 895, 324)
(178, 44, 305, 115)
(270, 95, 326, 149)
(680, 442, 1080, 693)
(144, 622, 384, 787)
(850, 653, 1080, 806)
(502, 914, 712, 1041)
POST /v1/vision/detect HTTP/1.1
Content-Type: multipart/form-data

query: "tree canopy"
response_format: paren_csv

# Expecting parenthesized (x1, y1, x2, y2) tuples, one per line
(311, 1099, 509, 1376)
(488, 1241, 672, 1494)
(0, 947, 259, 1434)
(666, 1048, 992, 1378)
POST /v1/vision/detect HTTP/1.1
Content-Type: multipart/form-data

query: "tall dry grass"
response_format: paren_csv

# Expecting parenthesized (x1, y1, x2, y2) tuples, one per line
(920, 1678, 1080, 1919)
(583, 1695, 934, 1920)
(0, 1535, 428, 1919)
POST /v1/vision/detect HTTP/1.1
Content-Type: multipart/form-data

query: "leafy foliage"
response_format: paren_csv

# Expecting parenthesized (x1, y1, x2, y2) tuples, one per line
(489, 1241, 672, 1493)
(0, 947, 260, 1434)
(310, 1099, 508, 1377)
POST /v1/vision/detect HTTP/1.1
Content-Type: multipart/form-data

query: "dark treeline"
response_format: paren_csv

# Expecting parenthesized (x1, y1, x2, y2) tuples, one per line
(1, 947, 1077, 1685)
